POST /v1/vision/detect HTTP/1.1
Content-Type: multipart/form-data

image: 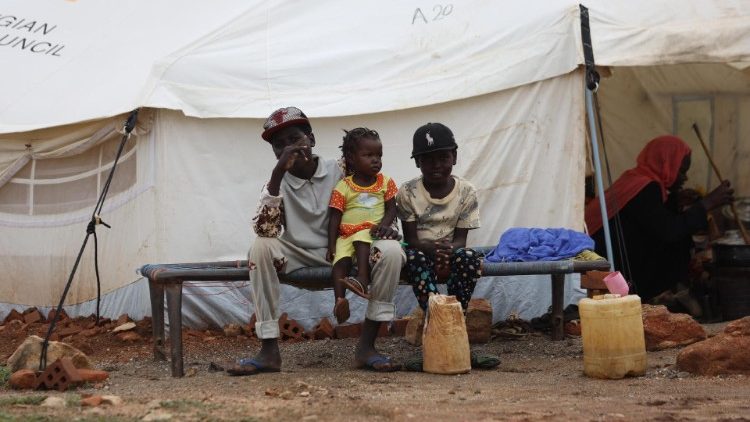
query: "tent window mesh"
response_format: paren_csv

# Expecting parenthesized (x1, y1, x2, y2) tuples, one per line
(0, 136, 140, 217)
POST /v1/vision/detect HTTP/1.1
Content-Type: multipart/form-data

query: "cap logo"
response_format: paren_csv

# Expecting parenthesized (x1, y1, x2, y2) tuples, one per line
(271, 109, 288, 125)
(426, 132, 434, 146)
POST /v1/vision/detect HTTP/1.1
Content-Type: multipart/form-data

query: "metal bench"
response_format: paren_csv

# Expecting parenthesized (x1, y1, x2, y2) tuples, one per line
(140, 246, 610, 377)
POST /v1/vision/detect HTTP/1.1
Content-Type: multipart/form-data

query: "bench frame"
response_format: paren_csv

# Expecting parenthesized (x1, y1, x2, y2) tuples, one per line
(141, 252, 609, 377)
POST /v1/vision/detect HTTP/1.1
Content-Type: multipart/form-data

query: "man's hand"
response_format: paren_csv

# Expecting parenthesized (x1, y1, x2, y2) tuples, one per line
(371, 225, 401, 241)
(274, 142, 310, 173)
(326, 249, 335, 263)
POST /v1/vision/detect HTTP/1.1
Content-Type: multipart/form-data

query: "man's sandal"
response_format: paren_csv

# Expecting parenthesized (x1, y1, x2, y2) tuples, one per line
(341, 276, 370, 299)
(334, 297, 350, 324)
(225, 358, 281, 376)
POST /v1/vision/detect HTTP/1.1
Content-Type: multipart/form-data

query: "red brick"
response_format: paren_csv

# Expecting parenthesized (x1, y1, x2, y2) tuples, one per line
(57, 325, 83, 338)
(116, 314, 130, 326)
(279, 313, 305, 340)
(3, 309, 24, 324)
(466, 298, 492, 344)
(377, 322, 390, 337)
(581, 270, 609, 290)
(78, 369, 109, 383)
(23, 309, 44, 324)
(35, 357, 83, 392)
(312, 318, 335, 340)
(335, 323, 362, 339)
(390, 318, 409, 337)
(9, 369, 37, 390)
(46, 308, 69, 323)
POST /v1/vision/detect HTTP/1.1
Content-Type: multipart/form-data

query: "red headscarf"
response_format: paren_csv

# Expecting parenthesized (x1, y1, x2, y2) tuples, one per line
(585, 135, 691, 234)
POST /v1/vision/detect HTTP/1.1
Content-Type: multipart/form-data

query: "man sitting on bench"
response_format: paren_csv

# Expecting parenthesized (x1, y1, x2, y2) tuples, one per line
(227, 107, 406, 375)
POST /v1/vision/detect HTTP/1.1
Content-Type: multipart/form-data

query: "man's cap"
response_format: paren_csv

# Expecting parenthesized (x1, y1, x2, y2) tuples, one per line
(411, 122, 458, 158)
(262, 107, 311, 141)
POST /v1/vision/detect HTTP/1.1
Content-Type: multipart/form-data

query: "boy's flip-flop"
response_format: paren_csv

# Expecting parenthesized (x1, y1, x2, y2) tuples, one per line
(334, 297, 350, 324)
(357, 355, 401, 372)
(225, 358, 281, 376)
(341, 277, 370, 300)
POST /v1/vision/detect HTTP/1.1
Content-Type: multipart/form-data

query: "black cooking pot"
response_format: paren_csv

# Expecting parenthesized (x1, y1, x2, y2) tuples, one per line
(713, 243, 750, 267)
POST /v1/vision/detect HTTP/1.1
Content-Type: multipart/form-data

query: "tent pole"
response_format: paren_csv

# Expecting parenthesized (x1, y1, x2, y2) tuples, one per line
(585, 88, 614, 270)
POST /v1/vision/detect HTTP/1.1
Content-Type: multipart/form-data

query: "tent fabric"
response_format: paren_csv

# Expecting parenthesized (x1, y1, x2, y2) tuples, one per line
(2, 2, 750, 326)
(0, 72, 586, 323)
(2, 1, 750, 133)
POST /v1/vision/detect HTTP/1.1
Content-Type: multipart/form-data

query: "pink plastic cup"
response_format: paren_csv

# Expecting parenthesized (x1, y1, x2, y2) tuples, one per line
(603, 271, 629, 296)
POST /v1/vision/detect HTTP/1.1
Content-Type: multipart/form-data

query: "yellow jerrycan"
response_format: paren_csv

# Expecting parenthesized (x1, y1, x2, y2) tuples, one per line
(422, 294, 471, 374)
(579, 294, 647, 379)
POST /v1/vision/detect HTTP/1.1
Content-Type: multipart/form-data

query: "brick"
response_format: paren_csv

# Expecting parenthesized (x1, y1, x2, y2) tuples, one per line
(279, 313, 305, 340)
(9, 369, 37, 390)
(377, 322, 390, 337)
(581, 270, 609, 290)
(3, 309, 24, 324)
(405, 308, 425, 346)
(46, 308, 69, 323)
(390, 318, 409, 337)
(466, 298, 492, 344)
(223, 323, 243, 337)
(334, 323, 362, 339)
(35, 357, 83, 391)
(116, 314, 130, 326)
(57, 325, 83, 338)
(312, 318, 335, 340)
(23, 309, 44, 324)
(81, 395, 103, 407)
(81, 327, 101, 337)
(78, 369, 109, 383)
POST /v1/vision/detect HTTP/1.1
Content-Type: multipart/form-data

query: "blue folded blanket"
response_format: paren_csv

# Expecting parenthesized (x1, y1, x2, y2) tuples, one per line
(485, 228, 594, 262)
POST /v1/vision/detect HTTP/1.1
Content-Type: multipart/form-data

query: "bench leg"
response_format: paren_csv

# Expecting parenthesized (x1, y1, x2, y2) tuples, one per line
(148, 279, 167, 361)
(550, 274, 565, 341)
(165, 283, 184, 377)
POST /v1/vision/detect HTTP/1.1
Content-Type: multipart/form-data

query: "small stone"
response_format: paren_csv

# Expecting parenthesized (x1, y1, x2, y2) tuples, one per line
(81, 395, 103, 407)
(299, 391, 310, 397)
(185, 367, 198, 377)
(279, 390, 293, 400)
(143, 411, 173, 421)
(116, 331, 143, 342)
(101, 395, 123, 406)
(116, 314, 131, 326)
(41, 396, 66, 407)
(8, 369, 37, 390)
(223, 323, 242, 337)
(112, 322, 136, 333)
(146, 399, 163, 409)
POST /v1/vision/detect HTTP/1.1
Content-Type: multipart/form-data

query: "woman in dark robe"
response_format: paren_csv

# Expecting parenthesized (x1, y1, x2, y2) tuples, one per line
(585, 135, 734, 304)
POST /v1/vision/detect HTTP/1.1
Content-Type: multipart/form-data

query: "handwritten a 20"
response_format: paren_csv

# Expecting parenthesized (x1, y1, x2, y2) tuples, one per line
(412, 4, 453, 24)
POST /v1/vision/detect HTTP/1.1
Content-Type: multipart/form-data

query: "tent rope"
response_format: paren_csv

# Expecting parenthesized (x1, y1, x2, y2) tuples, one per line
(39, 109, 139, 371)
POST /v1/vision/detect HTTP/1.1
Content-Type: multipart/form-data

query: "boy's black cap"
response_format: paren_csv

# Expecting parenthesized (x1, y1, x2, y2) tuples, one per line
(411, 122, 458, 158)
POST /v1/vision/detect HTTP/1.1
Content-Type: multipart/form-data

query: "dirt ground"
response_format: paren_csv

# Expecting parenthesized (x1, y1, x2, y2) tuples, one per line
(1, 320, 749, 422)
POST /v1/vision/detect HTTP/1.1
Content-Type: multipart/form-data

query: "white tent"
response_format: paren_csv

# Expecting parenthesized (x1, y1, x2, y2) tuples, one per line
(1, 1, 749, 328)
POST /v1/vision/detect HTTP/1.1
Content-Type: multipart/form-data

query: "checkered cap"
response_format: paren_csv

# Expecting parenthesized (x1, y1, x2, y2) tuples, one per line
(262, 107, 311, 141)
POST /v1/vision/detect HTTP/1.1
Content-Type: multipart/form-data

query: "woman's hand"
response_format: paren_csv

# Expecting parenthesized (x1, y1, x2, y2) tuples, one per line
(701, 180, 734, 211)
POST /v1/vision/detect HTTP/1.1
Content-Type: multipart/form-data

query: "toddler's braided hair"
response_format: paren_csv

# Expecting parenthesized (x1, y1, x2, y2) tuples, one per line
(340, 127, 380, 176)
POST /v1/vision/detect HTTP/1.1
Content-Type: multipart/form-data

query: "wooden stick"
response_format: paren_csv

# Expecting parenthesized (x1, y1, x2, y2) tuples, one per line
(691, 123, 750, 245)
